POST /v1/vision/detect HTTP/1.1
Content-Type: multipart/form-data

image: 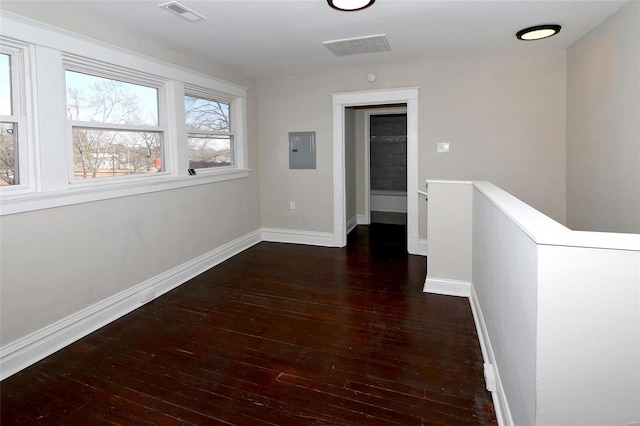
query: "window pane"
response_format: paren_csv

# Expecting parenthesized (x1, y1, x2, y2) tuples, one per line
(0, 122, 17, 186)
(72, 128, 162, 180)
(185, 95, 230, 132)
(66, 71, 158, 126)
(188, 135, 232, 168)
(0, 54, 12, 116)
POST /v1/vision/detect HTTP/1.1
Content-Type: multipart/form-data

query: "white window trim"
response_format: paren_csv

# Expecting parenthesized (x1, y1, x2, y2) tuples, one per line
(0, 37, 36, 194)
(184, 90, 236, 171)
(63, 62, 167, 184)
(0, 13, 250, 216)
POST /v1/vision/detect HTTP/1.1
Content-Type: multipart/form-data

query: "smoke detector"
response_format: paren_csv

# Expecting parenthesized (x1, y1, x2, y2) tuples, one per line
(323, 34, 391, 57)
(158, 1, 206, 22)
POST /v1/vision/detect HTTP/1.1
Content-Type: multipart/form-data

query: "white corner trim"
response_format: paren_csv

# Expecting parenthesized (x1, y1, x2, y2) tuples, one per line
(408, 234, 427, 256)
(261, 228, 335, 247)
(0, 229, 262, 380)
(423, 277, 471, 297)
(346, 214, 358, 234)
(419, 238, 428, 256)
(356, 214, 368, 225)
(470, 285, 514, 426)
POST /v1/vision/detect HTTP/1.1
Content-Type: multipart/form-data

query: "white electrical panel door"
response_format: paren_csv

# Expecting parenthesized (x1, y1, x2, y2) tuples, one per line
(289, 132, 316, 169)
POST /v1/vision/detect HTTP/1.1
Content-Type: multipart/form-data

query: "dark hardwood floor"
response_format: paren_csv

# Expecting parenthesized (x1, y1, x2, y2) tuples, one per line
(1, 224, 497, 425)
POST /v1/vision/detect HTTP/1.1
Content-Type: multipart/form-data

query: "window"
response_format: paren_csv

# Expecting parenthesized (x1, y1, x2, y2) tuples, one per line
(185, 93, 233, 169)
(0, 46, 25, 187)
(1, 15, 249, 216)
(65, 70, 164, 181)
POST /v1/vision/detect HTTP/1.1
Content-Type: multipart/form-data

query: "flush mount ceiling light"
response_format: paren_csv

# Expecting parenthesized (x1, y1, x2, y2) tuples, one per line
(158, 1, 206, 22)
(327, 0, 375, 12)
(516, 24, 561, 41)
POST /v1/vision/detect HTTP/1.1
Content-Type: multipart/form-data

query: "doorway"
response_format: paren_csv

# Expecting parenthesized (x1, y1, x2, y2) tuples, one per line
(331, 87, 420, 254)
(344, 106, 408, 253)
(367, 110, 407, 226)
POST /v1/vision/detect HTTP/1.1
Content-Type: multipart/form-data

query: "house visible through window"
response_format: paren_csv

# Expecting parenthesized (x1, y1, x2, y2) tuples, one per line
(185, 94, 233, 169)
(65, 70, 163, 180)
(0, 52, 18, 186)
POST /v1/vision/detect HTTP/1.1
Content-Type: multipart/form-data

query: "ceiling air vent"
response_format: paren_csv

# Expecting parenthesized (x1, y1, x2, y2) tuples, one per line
(158, 1, 206, 23)
(322, 34, 391, 57)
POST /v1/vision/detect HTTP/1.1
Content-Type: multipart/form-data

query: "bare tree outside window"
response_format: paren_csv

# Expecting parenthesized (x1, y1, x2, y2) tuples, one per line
(0, 53, 17, 186)
(66, 71, 162, 180)
(0, 123, 16, 186)
(185, 95, 233, 169)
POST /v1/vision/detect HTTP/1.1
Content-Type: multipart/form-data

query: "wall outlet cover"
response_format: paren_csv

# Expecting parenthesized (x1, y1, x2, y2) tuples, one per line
(437, 142, 450, 153)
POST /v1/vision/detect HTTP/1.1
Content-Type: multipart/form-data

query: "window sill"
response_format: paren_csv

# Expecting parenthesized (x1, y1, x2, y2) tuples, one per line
(0, 168, 251, 216)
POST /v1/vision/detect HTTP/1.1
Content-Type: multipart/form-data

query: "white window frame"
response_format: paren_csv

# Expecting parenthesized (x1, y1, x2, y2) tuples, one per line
(63, 57, 169, 186)
(184, 86, 237, 172)
(0, 14, 250, 216)
(0, 38, 35, 194)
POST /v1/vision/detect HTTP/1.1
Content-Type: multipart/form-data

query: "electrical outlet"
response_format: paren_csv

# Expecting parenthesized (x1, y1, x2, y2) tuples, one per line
(437, 142, 450, 153)
(289, 201, 296, 210)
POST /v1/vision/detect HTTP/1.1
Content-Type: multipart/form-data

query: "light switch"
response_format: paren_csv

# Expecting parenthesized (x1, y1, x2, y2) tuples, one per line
(437, 142, 450, 153)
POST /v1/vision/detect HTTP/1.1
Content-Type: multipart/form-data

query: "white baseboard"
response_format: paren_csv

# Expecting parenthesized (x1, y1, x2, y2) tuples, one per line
(0, 229, 262, 380)
(407, 234, 427, 257)
(261, 227, 335, 247)
(346, 214, 358, 234)
(423, 277, 471, 297)
(356, 214, 368, 225)
(470, 285, 514, 426)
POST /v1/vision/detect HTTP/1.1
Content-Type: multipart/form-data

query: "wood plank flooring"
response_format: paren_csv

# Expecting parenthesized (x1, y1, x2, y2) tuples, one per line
(1, 224, 497, 425)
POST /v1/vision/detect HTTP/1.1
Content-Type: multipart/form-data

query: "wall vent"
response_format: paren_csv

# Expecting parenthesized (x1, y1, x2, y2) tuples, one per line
(322, 34, 391, 57)
(158, 1, 206, 22)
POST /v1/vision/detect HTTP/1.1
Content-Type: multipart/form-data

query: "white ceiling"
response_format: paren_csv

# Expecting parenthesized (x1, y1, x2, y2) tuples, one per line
(59, 0, 627, 80)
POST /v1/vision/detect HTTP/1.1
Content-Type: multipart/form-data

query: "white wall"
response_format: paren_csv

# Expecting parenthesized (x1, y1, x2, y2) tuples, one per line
(0, 9, 260, 353)
(0, 179, 261, 346)
(566, 1, 640, 234)
(257, 51, 567, 240)
(425, 180, 640, 425)
(472, 185, 543, 426)
(537, 244, 640, 425)
(257, 72, 334, 233)
(425, 181, 473, 294)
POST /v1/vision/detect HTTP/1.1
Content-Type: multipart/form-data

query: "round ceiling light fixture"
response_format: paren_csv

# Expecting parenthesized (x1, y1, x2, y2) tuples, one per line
(327, 0, 375, 12)
(516, 24, 561, 41)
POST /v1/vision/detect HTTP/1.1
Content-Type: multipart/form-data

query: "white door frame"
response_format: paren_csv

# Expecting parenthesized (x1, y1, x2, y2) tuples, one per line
(332, 87, 420, 253)
(363, 107, 408, 225)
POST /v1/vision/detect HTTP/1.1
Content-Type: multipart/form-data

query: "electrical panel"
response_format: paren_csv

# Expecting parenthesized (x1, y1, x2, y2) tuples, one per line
(289, 131, 316, 169)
